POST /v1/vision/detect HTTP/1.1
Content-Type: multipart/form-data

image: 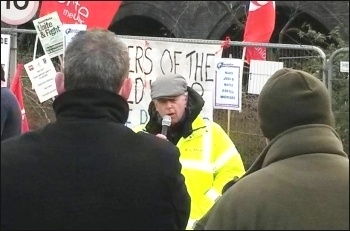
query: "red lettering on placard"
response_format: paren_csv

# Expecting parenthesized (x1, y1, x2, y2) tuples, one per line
(39, 1, 122, 29)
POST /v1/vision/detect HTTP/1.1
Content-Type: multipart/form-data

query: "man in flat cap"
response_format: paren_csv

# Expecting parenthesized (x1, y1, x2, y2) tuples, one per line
(134, 73, 246, 229)
(194, 68, 349, 230)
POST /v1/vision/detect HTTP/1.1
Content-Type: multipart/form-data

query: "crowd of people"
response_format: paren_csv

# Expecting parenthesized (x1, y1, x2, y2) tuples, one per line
(1, 28, 349, 230)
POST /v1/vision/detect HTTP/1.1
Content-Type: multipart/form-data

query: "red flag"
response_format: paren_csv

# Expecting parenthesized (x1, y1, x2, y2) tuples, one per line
(10, 64, 29, 133)
(243, 1, 275, 64)
(39, 1, 123, 29)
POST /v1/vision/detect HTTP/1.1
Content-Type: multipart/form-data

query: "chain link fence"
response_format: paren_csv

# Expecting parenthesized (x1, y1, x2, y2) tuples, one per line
(220, 41, 326, 167)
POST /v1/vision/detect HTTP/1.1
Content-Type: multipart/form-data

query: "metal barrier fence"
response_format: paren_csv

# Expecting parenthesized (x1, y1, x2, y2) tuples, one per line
(327, 47, 349, 155)
(113, 35, 327, 167)
(1, 28, 328, 167)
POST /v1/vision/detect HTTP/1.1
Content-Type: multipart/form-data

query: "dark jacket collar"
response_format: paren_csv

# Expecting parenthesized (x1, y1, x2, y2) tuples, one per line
(145, 87, 205, 139)
(261, 125, 347, 167)
(53, 89, 129, 124)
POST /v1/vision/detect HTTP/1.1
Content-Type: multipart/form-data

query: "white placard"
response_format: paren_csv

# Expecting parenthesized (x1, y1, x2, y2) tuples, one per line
(1, 1, 39, 25)
(24, 55, 58, 103)
(340, 61, 349, 73)
(33, 11, 64, 58)
(213, 58, 244, 111)
(119, 38, 223, 128)
(1, 34, 11, 85)
(248, 60, 284, 95)
(62, 24, 87, 53)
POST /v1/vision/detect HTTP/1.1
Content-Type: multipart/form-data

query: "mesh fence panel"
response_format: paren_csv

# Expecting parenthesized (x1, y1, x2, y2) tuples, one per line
(327, 48, 349, 155)
(2, 29, 328, 168)
(217, 44, 325, 167)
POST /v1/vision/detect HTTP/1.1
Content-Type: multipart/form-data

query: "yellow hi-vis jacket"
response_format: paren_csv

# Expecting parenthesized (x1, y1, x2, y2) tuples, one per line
(134, 116, 246, 229)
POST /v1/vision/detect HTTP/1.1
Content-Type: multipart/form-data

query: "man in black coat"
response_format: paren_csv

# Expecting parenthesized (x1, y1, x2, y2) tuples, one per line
(1, 29, 191, 230)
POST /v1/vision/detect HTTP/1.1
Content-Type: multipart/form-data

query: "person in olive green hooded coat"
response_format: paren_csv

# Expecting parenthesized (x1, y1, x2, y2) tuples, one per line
(195, 68, 349, 230)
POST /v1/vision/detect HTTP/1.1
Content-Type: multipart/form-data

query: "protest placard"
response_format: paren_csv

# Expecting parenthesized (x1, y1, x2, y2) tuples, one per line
(24, 55, 58, 103)
(62, 24, 87, 54)
(214, 58, 244, 111)
(33, 11, 64, 58)
(119, 38, 222, 128)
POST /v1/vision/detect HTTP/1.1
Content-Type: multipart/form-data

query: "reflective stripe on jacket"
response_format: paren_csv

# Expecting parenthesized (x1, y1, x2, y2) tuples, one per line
(134, 115, 246, 229)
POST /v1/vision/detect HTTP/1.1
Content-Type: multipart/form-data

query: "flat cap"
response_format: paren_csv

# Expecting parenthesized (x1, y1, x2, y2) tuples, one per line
(151, 74, 188, 100)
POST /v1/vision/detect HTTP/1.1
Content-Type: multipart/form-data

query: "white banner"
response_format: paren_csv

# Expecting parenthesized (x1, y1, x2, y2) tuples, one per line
(33, 11, 64, 58)
(24, 54, 58, 103)
(1, 34, 11, 85)
(120, 38, 223, 128)
(214, 58, 244, 111)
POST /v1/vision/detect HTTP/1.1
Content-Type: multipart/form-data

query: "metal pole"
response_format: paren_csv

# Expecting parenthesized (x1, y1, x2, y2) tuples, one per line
(1, 28, 37, 34)
(8, 26, 18, 86)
